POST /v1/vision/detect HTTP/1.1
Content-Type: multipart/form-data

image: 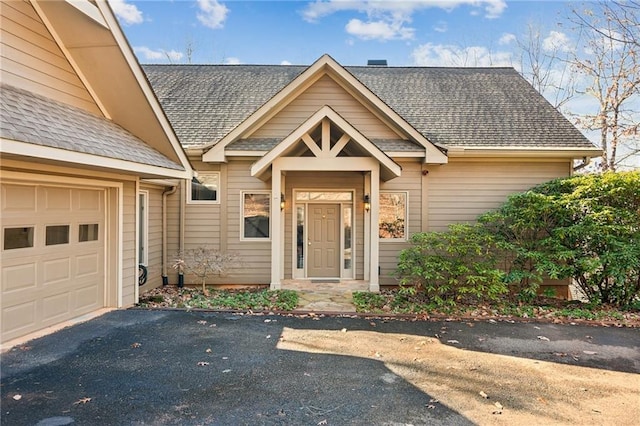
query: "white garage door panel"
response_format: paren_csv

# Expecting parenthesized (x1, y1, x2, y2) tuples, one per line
(1, 182, 106, 342)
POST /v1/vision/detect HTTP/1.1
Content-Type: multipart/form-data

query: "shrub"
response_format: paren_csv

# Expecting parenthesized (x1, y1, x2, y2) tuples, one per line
(395, 223, 508, 307)
(481, 171, 640, 308)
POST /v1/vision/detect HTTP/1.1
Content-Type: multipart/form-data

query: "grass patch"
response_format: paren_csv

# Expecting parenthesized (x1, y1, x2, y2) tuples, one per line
(139, 286, 298, 311)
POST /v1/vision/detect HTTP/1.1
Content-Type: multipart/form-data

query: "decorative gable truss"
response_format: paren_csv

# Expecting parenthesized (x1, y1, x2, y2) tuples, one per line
(251, 106, 402, 181)
(203, 54, 447, 165)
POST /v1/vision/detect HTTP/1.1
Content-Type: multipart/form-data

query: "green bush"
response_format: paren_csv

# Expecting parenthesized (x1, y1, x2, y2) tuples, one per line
(395, 171, 640, 309)
(395, 223, 508, 307)
(481, 171, 640, 308)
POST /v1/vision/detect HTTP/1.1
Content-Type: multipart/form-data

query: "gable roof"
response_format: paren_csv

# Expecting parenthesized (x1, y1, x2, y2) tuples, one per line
(1, 84, 184, 177)
(2, 0, 191, 177)
(143, 59, 598, 155)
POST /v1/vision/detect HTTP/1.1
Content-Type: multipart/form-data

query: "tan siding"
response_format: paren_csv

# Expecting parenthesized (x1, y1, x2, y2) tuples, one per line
(139, 185, 164, 292)
(379, 160, 423, 284)
(426, 160, 571, 231)
(121, 181, 137, 305)
(0, 0, 99, 114)
(165, 183, 182, 284)
(223, 160, 272, 284)
(284, 171, 365, 280)
(251, 75, 399, 140)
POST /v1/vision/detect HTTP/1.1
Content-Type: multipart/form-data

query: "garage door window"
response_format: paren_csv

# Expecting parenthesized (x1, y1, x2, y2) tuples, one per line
(79, 224, 99, 242)
(3, 227, 34, 250)
(46, 225, 69, 246)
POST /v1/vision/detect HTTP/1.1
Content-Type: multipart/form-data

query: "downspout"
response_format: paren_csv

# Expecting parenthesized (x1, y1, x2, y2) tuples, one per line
(162, 184, 178, 285)
(573, 157, 591, 173)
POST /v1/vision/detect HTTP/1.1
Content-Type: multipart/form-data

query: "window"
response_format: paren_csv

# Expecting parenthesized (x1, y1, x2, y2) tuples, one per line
(242, 192, 270, 239)
(79, 224, 99, 242)
(3, 227, 34, 250)
(379, 192, 407, 240)
(46, 225, 69, 246)
(138, 191, 148, 265)
(189, 173, 219, 203)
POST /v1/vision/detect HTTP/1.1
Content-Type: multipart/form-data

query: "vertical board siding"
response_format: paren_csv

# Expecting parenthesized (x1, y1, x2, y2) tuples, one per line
(0, 1, 100, 114)
(121, 181, 136, 305)
(426, 160, 571, 231)
(379, 160, 423, 284)
(252, 75, 399, 140)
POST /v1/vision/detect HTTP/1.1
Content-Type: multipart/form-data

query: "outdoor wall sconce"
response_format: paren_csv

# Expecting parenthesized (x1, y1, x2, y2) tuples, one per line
(280, 193, 286, 211)
(364, 194, 370, 212)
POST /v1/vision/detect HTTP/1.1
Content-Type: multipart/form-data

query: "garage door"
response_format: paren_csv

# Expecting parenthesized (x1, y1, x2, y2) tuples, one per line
(1, 182, 105, 342)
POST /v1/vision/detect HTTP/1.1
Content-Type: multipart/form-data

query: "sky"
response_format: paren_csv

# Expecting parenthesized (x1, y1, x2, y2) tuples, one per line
(112, 0, 577, 67)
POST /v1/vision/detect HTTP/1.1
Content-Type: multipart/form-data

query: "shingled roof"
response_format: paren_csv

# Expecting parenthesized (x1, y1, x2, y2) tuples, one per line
(1, 84, 184, 170)
(143, 63, 595, 151)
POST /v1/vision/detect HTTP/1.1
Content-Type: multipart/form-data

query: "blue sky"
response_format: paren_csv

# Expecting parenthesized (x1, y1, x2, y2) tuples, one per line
(113, 0, 576, 67)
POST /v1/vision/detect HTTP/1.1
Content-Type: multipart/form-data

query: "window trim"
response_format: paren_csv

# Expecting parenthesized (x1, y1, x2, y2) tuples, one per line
(187, 172, 221, 204)
(240, 190, 271, 241)
(138, 190, 149, 265)
(379, 191, 408, 242)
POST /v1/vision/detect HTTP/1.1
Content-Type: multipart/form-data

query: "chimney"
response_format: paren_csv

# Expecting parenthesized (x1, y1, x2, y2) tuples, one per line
(367, 59, 387, 66)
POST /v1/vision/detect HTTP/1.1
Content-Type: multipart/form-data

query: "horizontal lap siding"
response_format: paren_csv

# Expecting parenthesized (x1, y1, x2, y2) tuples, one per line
(379, 161, 422, 285)
(223, 160, 271, 284)
(0, 1, 100, 114)
(139, 185, 164, 291)
(426, 160, 571, 231)
(251, 75, 399, 140)
(121, 181, 137, 305)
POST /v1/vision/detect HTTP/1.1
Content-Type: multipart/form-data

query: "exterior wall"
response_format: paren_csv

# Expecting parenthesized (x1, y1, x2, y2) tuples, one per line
(284, 171, 366, 280)
(138, 183, 166, 292)
(121, 181, 138, 306)
(251, 74, 400, 140)
(166, 159, 271, 285)
(0, 0, 100, 114)
(378, 160, 423, 284)
(425, 159, 571, 231)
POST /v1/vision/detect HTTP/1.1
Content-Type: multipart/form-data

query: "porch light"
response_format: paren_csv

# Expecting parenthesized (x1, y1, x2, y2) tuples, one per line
(280, 193, 286, 211)
(364, 194, 370, 212)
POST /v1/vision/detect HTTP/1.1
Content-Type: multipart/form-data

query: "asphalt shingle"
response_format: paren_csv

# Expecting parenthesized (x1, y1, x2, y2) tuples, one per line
(142, 64, 596, 151)
(1, 84, 184, 170)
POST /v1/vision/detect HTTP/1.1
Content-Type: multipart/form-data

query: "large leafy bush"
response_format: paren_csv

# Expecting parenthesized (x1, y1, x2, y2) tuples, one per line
(396, 171, 640, 308)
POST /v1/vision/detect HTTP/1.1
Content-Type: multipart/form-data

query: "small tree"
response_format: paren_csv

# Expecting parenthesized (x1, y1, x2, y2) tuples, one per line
(173, 247, 240, 294)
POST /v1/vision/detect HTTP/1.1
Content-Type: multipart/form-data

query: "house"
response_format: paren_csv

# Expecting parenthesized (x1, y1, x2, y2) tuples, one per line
(143, 55, 601, 292)
(0, 0, 192, 344)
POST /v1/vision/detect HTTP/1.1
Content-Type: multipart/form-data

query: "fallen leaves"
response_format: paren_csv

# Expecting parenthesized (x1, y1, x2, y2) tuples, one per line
(479, 391, 489, 399)
(197, 361, 210, 366)
(12, 394, 22, 401)
(74, 397, 92, 405)
(537, 335, 550, 341)
(131, 342, 142, 348)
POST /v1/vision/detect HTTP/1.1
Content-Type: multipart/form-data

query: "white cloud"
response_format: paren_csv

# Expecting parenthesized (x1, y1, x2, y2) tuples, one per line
(542, 31, 574, 53)
(345, 18, 414, 41)
(110, 0, 143, 25)
(411, 43, 513, 67)
(281, 60, 292, 65)
(224, 57, 241, 64)
(197, 0, 229, 29)
(498, 32, 516, 45)
(134, 46, 183, 62)
(433, 21, 448, 33)
(302, 1, 507, 23)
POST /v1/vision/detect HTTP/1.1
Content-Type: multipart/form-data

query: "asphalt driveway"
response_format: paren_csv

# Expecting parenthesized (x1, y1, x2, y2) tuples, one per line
(1, 310, 639, 425)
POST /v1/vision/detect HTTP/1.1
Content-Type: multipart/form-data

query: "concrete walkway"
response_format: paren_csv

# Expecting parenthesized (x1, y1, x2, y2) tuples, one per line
(282, 280, 367, 312)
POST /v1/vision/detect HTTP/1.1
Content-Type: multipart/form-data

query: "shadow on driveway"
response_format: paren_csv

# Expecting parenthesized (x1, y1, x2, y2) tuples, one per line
(1, 310, 639, 425)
